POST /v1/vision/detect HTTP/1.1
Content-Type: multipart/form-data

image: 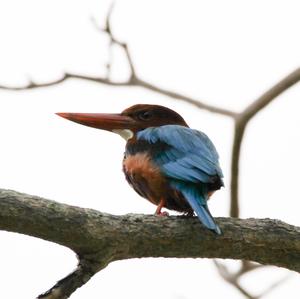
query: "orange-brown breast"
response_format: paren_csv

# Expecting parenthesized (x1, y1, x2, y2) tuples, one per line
(123, 153, 168, 205)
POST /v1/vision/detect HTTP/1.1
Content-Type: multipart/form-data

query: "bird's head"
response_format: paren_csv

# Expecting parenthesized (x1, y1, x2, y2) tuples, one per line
(56, 104, 188, 141)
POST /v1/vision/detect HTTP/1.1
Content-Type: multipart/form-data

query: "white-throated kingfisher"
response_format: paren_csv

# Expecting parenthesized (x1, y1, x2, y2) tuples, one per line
(57, 104, 224, 234)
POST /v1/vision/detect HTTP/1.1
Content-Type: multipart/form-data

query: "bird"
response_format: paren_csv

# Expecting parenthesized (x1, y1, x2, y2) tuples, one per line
(56, 104, 224, 234)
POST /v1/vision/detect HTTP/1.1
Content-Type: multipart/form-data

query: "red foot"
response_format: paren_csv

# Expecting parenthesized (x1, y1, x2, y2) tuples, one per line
(155, 198, 169, 216)
(155, 211, 169, 217)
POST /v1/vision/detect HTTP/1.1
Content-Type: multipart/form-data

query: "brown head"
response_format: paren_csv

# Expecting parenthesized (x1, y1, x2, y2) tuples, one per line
(56, 104, 188, 140)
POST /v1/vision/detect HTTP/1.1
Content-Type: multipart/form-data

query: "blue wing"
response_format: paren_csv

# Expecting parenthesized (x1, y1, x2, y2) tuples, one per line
(137, 125, 223, 234)
(137, 125, 223, 183)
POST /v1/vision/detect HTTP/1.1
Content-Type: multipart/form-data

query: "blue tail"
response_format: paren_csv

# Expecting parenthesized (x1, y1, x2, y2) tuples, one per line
(171, 181, 221, 235)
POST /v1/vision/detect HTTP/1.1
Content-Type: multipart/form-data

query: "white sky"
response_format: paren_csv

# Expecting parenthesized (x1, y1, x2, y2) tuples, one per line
(0, 0, 299, 298)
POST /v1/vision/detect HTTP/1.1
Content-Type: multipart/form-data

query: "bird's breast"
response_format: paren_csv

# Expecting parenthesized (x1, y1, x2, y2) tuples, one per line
(122, 152, 168, 204)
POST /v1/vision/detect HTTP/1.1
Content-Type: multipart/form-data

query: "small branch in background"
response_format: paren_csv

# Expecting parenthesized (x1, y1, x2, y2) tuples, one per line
(229, 67, 300, 218)
(135, 78, 237, 117)
(258, 273, 292, 298)
(37, 258, 99, 299)
(214, 260, 290, 299)
(242, 68, 300, 122)
(0, 4, 235, 118)
(91, 2, 136, 82)
(214, 260, 258, 299)
(229, 117, 246, 217)
(238, 261, 264, 277)
(226, 68, 300, 296)
(91, 2, 126, 80)
(0, 73, 130, 90)
(91, 6, 237, 117)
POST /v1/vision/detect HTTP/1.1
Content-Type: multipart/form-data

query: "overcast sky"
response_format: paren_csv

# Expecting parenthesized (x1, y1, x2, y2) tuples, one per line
(0, 0, 299, 298)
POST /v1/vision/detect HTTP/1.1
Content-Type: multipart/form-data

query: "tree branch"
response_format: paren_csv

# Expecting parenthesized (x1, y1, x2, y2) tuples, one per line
(91, 2, 136, 81)
(0, 73, 130, 90)
(37, 259, 100, 299)
(135, 78, 237, 117)
(0, 8, 236, 118)
(213, 260, 290, 299)
(242, 68, 300, 122)
(230, 118, 247, 217)
(229, 67, 300, 217)
(0, 188, 299, 298)
(214, 260, 258, 299)
(0, 71, 236, 117)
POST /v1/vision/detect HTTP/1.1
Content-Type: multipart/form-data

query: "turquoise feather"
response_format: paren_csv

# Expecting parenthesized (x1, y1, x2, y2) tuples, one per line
(137, 125, 223, 234)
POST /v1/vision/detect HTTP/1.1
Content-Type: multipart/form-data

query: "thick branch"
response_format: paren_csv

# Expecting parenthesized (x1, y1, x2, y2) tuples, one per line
(0, 188, 299, 271)
(1, 189, 299, 297)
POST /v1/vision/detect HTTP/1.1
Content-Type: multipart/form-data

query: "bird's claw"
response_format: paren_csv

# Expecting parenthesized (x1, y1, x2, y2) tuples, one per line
(155, 211, 169, 216)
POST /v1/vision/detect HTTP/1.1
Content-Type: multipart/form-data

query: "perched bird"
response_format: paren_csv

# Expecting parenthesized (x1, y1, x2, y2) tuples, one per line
(57, 104, 224, 234)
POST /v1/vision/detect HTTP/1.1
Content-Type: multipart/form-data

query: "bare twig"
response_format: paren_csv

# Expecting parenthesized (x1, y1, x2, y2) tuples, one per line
(0, 7, 236, 118)
(230, 67, 300, 217)
(96, 7, 236, 117)
(238, 261, 264, 277)
(258, 273, 292, 298)
(242, 68, 300, 121)
(91, 2, 136, 82)
(0, 72, 236, 117)
(0, 73, 130, 90)
(214, 260, 258, 299)
(104, 2, 115, 35)
(135, 78, 237, 117)
(214, 260, 291, 299)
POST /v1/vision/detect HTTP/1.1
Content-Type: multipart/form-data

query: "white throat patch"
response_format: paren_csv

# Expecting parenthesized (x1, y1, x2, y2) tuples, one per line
(112, 129, 134, 141)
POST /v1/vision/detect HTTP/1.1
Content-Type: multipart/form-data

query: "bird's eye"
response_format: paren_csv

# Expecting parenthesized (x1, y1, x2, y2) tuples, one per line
(139, 111, 153, 121)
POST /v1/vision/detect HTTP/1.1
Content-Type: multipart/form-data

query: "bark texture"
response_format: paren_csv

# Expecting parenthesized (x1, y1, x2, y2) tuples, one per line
(0, 188, 299, 273)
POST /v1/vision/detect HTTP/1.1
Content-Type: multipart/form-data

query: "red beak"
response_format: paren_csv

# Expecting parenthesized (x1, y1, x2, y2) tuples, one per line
(56, 112, 135, 131)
